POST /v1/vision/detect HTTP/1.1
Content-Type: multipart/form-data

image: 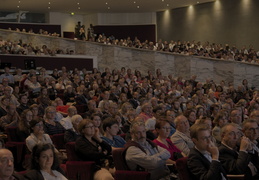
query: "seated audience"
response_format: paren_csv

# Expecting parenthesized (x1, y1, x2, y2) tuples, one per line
(91, 113, 104, 137)
(43, 106, 65, 135)
(0, 97, 10, 117)
(60, 106, 77, 130)
(25, 143, 67, 180)
(64, 114, 83, 143)
(55, 98, 70, 116)
(16, 109, 32, 142)
(124, 121, 171, 180)
(75, 119, 114, 180)
(219, 123, 257, 179)
(26, 119, 54, 152)
(0, 148, 24, 180)
(170, 115, 194, 156)
(212, 110, 228, 143)
(0, 86, 20, 107)
(187, 123, 227, 180)
(153, 120, 185, 162)
(16, 93, 30, 114)
(101, 117, 126, 148)
(0, 104, 20, 131)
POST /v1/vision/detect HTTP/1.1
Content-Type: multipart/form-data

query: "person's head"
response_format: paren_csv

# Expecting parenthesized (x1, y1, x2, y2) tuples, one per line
(102, 91, 110, 100)
(184, 109, 196, 124)
(121, 102, 133, 114)
(210, 104, 220, 116)
(21, 109, 33, 124)
(91, 113, 102, 128)
(196, 116, 212, 130)
(249, 110, 259, 124)
(54, 98, 64, 106)
(145, 118, 156, 131)
(19, 93, 28, 105)
(30, 143, 59, 171)
(230, 109, 242, 125)
(174, 115, 190, 133)
(141, 102, 153, 115)
(214, 111, 228, 128)
(71, 115, 83, 131)
(0, 149, 14, 179)
(130, 121, 146, 143)
(242, 119, 259, 141)
(6, 104, 16, 116)
(29, 104, 39, 116)
(155, 120, 172, 138)
(3, 86, 12, 96)
(29, 118, 44, 134)
(67, 106, 77, 117)
(109, 102, 118, 116)
(87, 100, 96, 111)
(0, 97, 10, 107)
(165, 110, 175, 123)
(190, 123, 212, 152)
(78, 119, 95, 137)
(102, 117, 119, 136)
(44, 106, 56, 120)
(221, 123, 241, 149)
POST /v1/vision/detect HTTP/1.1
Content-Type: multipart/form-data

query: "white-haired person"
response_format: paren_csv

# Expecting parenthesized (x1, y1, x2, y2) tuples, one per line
(64, 114, 83, 143)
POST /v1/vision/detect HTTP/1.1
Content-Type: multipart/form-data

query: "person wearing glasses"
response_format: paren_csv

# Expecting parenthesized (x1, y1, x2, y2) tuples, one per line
(26, 119, 54, 152)
(153, 120, 185, 162)
(219, 123, 256, 179)
(75, 119, 114, 180)
(242, 119, 259, 178)
(124, 121, 170, 180)
(187, 123, 227, 180)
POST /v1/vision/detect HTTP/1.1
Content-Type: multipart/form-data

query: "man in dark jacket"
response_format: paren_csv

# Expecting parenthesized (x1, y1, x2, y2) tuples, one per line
(187, 123, 227, 180)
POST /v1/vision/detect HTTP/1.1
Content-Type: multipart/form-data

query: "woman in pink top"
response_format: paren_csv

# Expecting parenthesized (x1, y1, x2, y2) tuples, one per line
(153, 120, 186, 162)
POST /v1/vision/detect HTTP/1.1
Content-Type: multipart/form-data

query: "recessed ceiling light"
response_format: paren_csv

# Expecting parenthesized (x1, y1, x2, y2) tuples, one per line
(17, 5, 20, 8)
(48, 7, 51, 9)
(108, 7, 110, 9)
(167, 4, 169, 6)
(134, 1, 136, 3)
(77, 2, 80, 5)
(197, 1, 200, 3)
(137, 6, 140, 8)
(78, 7, 80, 9)
(106, 2, 108, 5)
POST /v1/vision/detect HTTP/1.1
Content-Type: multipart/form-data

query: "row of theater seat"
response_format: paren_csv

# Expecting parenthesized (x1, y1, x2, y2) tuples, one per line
(5, 126, 150, 180)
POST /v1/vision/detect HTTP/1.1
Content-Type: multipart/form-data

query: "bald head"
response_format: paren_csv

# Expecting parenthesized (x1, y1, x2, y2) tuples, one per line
(0, 149, 14, 179)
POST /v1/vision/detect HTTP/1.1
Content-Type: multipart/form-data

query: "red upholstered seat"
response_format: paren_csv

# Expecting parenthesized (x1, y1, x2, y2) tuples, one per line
(115, 170, 151, 180)
(51, 133, 65, 150)
(5, 127, 26, 171)
(112, 148, 150, 180)
(65, 142, 95, 180)
(175, 157, 192, 180)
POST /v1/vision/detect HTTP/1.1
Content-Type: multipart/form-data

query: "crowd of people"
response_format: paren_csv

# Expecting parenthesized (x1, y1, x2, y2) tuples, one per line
(0, 64, 259, 179)
(1, 27, 259, 64)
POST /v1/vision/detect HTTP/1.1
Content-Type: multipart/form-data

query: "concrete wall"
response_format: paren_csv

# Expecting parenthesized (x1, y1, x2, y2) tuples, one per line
(1, 29, 259, 88)
(157, 0, 259, 50)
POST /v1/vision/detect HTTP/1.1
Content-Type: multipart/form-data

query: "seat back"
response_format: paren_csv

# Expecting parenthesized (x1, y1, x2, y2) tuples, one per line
(115, 170, 151, 180)
(51, 133, 65, 150)
(66, 161, 95, 180)
(6, 126, 18, 142)
(74, 104, 87, 114)
(175, 157, 192, 180)
(112, 148, 130, 171)
(66, 142, 80, 161)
